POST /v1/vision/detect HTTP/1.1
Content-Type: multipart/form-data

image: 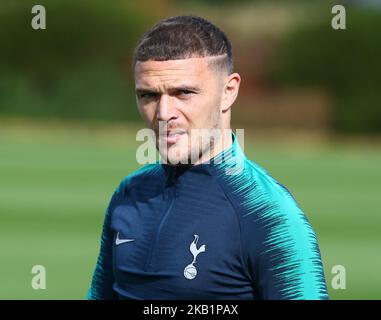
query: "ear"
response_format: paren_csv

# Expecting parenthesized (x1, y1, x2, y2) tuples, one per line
(220, 72, 241, 113)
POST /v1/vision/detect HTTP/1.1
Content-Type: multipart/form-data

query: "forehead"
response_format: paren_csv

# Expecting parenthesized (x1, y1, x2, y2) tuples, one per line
(134, 57, 215, 87)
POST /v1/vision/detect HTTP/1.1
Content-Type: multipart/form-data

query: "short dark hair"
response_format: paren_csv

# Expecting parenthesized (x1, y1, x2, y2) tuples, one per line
(132, 15, 233, 75)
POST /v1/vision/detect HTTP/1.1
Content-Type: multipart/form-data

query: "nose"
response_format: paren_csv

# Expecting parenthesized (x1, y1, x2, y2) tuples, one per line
(156, 94, 178, 122)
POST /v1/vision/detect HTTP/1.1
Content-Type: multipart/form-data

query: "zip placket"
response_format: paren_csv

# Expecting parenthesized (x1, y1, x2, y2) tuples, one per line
(145, 166, 177, 271)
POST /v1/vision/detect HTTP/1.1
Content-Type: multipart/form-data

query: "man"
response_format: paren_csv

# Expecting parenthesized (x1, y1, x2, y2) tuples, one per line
(87, 15, 329, 300)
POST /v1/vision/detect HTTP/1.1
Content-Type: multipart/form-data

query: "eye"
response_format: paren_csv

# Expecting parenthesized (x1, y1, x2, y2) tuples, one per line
(140, 92, 158, 99)
(177, 89, 195, 97)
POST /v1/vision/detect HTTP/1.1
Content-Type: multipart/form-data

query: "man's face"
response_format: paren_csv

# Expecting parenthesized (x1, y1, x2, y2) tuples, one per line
(134, 56, 226, 165)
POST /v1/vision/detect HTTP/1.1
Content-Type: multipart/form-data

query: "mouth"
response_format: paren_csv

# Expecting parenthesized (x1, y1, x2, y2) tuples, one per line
(160, 130, 186, 144)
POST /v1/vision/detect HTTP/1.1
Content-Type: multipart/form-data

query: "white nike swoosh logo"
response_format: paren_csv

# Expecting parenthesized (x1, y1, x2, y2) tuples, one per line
(115, 232, 135, 245)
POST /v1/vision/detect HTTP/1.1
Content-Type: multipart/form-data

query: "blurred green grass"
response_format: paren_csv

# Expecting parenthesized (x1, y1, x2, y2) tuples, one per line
(0, 121, 380, 299)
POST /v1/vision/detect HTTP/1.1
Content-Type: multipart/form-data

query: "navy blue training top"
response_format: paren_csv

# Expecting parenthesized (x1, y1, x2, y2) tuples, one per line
(88, 134, 329, 300)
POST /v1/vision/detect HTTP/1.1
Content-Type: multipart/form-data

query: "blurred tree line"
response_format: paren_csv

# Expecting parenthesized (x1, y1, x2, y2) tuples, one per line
(0, 0, 162, 122)
(271, 6, 381, 133)
(0, 0, 380, 134)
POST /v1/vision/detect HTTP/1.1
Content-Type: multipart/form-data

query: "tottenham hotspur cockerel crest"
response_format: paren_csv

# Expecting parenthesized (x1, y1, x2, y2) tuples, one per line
(183, 234, 206, 280)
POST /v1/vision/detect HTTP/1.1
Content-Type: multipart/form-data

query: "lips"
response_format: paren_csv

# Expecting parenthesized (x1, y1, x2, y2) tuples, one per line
(161, 130, 186, 144)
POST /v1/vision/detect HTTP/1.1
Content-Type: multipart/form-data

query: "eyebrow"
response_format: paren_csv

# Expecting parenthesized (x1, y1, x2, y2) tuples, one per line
(135, 85, 201, 96)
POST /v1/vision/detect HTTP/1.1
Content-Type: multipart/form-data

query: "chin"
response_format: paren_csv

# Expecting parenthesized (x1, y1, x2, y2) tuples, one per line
(157, 136, 187, 164)
(160, 148, 190, 165)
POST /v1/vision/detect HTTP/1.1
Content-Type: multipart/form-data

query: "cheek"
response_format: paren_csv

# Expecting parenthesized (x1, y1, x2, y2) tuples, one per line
(138, 104, 156, 124)
(184, 95, 219, 126)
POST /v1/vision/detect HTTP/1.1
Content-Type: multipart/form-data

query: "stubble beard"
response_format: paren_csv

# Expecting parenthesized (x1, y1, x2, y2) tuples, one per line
(157, 109, 222, 166)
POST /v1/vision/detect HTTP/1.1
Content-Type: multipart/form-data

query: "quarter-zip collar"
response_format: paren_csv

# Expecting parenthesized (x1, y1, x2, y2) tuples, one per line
(161, 131, 244, 183)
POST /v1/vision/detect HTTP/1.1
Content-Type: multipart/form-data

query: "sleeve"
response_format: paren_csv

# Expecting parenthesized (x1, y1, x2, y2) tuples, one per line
(241, 190, 329, 300)
(87, 189, 120, 300)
